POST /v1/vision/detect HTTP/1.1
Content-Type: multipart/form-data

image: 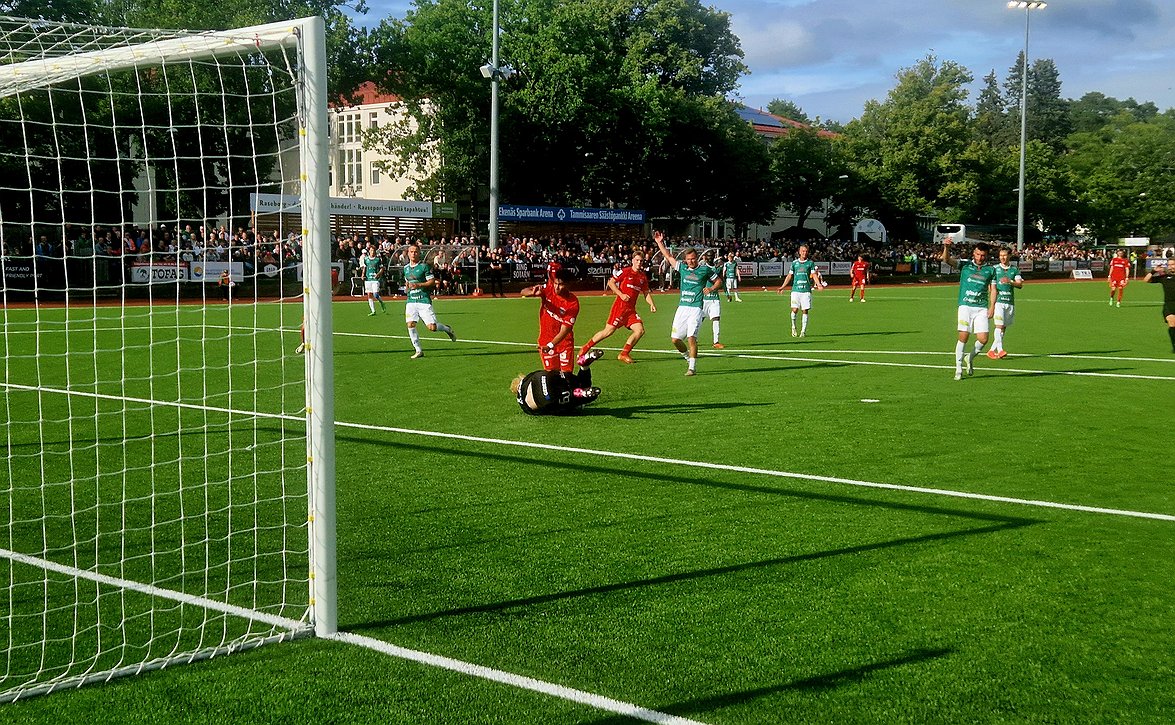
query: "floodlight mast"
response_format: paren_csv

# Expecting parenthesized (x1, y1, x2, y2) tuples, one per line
(1008, 0, 1047, 252)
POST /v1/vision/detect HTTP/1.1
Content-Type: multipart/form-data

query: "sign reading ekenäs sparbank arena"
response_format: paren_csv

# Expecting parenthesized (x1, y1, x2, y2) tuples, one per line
(497, 205, 646, 224)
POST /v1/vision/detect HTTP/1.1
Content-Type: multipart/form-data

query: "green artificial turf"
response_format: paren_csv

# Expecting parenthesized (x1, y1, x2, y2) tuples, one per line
(1, 279, 1172, 724)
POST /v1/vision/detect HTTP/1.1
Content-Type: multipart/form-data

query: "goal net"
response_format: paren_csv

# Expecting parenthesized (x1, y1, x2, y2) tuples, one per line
(0, 15, 335, 701)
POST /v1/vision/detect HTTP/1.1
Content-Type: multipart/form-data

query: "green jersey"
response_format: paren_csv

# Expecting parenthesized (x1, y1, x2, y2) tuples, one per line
(790, 259, 816, 293)
(723, 261, 738, 279)
(403, 262, 434, 304)
(956, 261, 996, 306)
(362, 255, 382, 281)
(675, 261, 719, 308)
(993, 264, 1021, 305)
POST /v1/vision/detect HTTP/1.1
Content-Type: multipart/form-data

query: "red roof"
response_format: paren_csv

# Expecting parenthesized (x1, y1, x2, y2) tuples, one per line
(331, 81, 400, 109)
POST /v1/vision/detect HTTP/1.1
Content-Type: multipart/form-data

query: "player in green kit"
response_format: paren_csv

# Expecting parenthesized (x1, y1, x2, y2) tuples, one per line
(702, 254, 724, 348)
(402, 244, 457, 359)
(777, 245, 824, 337)
(359, 243, 386, 316)
(722, 253, 742, 302)
(941, 239, 996, 379)
(987, 247, 1024, 359)
(653, 231, 721, 376)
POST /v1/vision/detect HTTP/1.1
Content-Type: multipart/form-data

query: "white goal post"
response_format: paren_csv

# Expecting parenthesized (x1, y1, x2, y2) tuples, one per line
(0, 14, 334, 701)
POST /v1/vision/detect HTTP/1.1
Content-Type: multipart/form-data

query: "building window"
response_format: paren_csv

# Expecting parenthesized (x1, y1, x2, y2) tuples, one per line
(369, 111, 379, 129)
(371, 163, 381, 186)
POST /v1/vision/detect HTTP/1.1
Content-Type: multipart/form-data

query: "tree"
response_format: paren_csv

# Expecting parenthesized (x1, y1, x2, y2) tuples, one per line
(840, 55, 973, 236)
(766, 99, 809, 124)
(365, 0, 763, 222)
(768, 125, 844, 233)
(974, 70, 1012, 148)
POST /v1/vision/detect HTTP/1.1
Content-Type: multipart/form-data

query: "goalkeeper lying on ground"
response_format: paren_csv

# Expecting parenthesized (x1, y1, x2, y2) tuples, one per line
(512, 349, 603, 414)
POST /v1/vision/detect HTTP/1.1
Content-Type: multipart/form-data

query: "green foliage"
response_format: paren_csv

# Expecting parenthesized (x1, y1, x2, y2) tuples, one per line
(769, 125, 845, 231)
(766, 98, 809, 124)
(365, 0, 761, 221)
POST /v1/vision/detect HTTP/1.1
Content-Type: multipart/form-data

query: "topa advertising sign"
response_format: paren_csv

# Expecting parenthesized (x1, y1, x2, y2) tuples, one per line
(130, 263, 188, 284)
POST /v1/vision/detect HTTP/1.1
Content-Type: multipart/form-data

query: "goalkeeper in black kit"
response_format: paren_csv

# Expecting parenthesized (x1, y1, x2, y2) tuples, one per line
(512, 350, 604, 415)
(1142, 262, 1175, 353)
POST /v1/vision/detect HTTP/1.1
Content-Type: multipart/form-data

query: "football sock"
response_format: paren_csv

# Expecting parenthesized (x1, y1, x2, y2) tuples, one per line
(955, 340, 965, 370)
(621, 343, 633, 355)
(368, 298, 376, 313)
(801, 315, 808, 334)
(408, 327, 421, 351)
(712, 320, 720, 342)
(579, 340, 596, 357)
(436, 322, 453, 336)
(993, 328, 1004, 352)
(687, 356, 696, 371)
(790, 311, 796, 326)
(974, 339, 984, 356)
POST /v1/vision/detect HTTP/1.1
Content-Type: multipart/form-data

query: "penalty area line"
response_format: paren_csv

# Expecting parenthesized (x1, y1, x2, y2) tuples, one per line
(335, 421, 1175, 523)
(329, 631, 706, 725)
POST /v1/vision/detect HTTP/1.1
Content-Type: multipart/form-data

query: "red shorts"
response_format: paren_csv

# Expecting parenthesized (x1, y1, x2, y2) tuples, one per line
(607, 306, 643, 329)
(851, 276, 866, 286)
(1110, 277, 1127, 289)
(540, 338, 575, 372)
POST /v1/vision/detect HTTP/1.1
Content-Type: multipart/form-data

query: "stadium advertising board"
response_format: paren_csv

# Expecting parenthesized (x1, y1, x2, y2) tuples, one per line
(1049, 260, 1064, 272)
(831, 261, 853, 275)
(0, 259, 42, 290)
(1090, 259, 1105, 272)
(130, 263, 189, 284)
(250, 193, 457, 219)
(758, 261, 784, 277)
(497, 205, 646, 224)
(737, 262, 756, 277)
(874, 261, 896, 274)
(189, 261, 244, 283)
(585, 264, 613, 278)
(814, 261, 831, 276)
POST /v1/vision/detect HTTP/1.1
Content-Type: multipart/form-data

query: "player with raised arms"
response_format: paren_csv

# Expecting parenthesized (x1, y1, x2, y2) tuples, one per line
(653, 230, 721, 376)
(941, 238, 996, 379)
(521, 266, 581, 372)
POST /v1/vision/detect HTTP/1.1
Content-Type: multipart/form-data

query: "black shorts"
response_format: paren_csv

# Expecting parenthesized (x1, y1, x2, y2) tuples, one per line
(1163, 306, 1175, 321)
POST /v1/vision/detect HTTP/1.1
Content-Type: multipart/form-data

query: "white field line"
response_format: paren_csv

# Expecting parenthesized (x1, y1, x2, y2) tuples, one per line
(333, 420, 1175, 523)
(11, 378, 1170, 522)
(731, 353, 1175, 381)
(328, 632, 706, 725)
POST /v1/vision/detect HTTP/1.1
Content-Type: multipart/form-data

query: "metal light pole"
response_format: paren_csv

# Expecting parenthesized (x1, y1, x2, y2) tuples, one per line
(1009, 0, 1047, 252)
(480, 0, 514, 251)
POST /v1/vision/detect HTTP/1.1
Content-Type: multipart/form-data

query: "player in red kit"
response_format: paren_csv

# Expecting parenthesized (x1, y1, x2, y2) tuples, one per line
(849, 254, 870, 302)
(521, 267, 580, 372)
(577, 250, 658, 365)
(1108, 249, 1130, 307)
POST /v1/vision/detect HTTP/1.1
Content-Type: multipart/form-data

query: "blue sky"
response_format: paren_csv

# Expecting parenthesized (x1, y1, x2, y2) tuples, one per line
(355, 0, 1175, 124)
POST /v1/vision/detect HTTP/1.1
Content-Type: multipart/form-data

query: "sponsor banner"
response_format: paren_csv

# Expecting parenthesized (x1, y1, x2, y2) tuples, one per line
(497, 205, 646, 224)
(260, 264, 281, 278)
(736, 262, 756, 277)
(1071, 269, 1094, 279)
(814, 261, 831, 276)
(875, 261, 896, 274)
(1048, 260, 1063, 272)
(1062, 260, 1077, 271)
(757, 261, 784, 277)
(189, 261, 245, 283)
(0, 259, 42, 289)
(1076, 259, 1090, 270)
(130, 264, 189, 284)
(585, 264, 614, 278)
(939, 262, 955, 275)
(895, 262, 911, 273)
(1034, 260, 1050, 272)
(1089, 259, 1105, 272)
(830, 261, 853, 275)
(251, 193, 443, 219)
(292, 262, 345, 283)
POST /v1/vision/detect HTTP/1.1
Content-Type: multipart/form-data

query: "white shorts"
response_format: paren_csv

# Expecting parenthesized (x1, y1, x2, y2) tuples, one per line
(364, 280, 381, 295)
(791, 292, 812, 311)
(993, 302, 1015, 328)
(702, 299, 721, 320)
(671, 306, 704, 339)
(405, 302, 438, 326)
(725, 277, 738, 291)
(957, 305, 990, 334)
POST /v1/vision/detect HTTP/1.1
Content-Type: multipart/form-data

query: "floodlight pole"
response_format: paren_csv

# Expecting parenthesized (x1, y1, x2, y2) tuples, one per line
(488, 0, 502, 251)
(1009, 1, 1046, 252)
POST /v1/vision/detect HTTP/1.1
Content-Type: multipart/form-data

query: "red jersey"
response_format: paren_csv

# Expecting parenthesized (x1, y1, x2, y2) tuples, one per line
(538, 283, 579, 344)
(1109, 257, 1130, 280)
(610, 267, 649, 312)
(851, 260, 869, 280)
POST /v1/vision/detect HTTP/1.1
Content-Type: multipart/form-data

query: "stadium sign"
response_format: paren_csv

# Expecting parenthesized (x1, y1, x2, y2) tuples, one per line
(497, 205, 646, 224)
(0, 259, 42, 289)
(130, 264, 189, 284)
(830, 261, 853, 275)
(189, 261, 244, 283)
(250, 193, 456, 219)
(758, 261, 784, 277)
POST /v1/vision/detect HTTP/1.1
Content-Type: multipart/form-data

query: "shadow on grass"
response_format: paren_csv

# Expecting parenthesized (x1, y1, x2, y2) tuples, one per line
(699, 362, 850, 376)
(584, 647, 955, 724)
(339, 435, 1041, 630)
(582, 401, 776, 418)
